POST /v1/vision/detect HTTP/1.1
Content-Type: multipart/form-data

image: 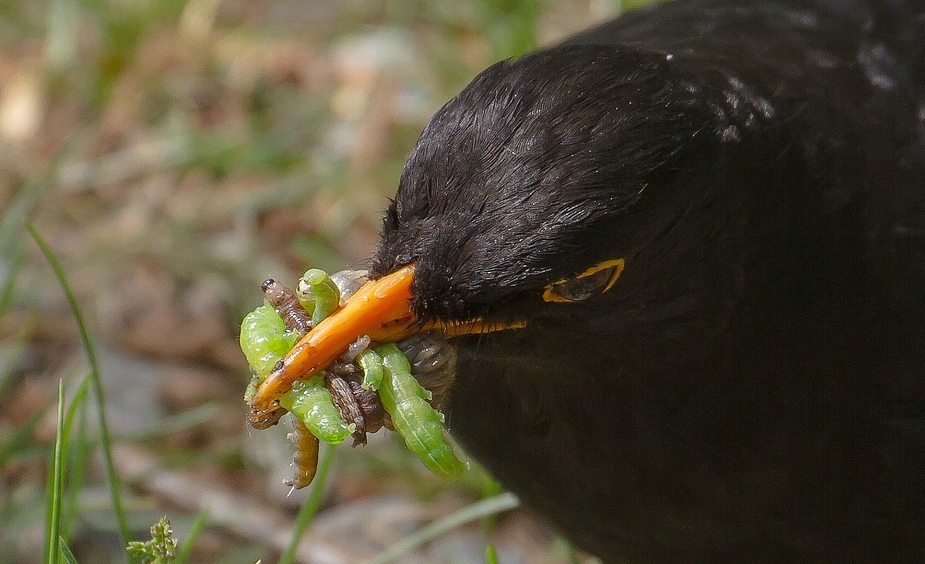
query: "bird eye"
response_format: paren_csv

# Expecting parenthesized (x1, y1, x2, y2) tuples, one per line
(542, 258, 625, 303)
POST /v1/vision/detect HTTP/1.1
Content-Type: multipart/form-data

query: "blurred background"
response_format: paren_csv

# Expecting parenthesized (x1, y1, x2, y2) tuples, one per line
(0, 0, 651, 562)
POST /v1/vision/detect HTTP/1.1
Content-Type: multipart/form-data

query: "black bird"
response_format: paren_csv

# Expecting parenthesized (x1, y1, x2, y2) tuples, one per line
(253, 0, 925, 561)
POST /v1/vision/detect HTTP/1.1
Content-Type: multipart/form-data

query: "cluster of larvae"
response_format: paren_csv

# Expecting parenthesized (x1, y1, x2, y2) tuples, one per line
(240, 268, 467, 489)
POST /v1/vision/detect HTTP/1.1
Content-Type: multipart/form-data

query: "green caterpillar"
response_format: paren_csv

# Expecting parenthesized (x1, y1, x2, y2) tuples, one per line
(356, 348, 384, 391)
(241, 269, 467, 484)
(376, 343, 467, 480)
(240, 303, 301, 406)
(297, 268, 341, 324)
(279, 375, 354, 445)
(241, 272, 353, 447)
(240, 303, 300, 377)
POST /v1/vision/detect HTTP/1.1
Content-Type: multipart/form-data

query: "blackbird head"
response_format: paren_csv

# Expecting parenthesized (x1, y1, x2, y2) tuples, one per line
(250, 42, 759, 417)
(371, 44, 738, 351)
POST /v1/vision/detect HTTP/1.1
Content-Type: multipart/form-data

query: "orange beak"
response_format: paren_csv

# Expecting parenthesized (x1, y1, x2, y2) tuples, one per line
(249, 264, 524, 428)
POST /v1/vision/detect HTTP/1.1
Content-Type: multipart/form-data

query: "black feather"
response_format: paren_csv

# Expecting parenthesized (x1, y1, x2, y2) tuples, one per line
(373, 0, 925, 561)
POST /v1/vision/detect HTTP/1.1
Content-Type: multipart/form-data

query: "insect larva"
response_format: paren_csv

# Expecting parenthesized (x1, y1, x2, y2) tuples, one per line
(240, 303, 300, 378)
(285, 417, 320, 490)
(280, 375, 355, 445)
(331, 335, 385, 440)
(356, 348, 384, 391)
(242, 280, 313, 428)
(342, 335, 371, 362)
(375, 343, 467, 480)
(242, 267, 463, 486)
(325, 372, 367, 445)
(296, 268, 341, 324)
(321, 338, 375, 444)
(347, 378, 385, 433)
(262, 278, 314, 336)
(258, 279, 323, 486)
(248, 270, 348, 426)
(328, 269, 368, 303)
(396, 334, 456, 411)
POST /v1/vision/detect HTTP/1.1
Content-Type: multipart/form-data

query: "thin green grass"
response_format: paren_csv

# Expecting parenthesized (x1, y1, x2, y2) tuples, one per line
(175, 509, 210, 564)
(278, 444, 338, 564)
(0, 182, 44, 257)
(28, 223, 132, 555)
(0, 311, 34, 399)
(485, 544, 499, 564)
(44, 381, 66, 564)
(0, 395, 52, 468)
(62, 375, 92, 541)
(43, 374, 91, 563)
(59, 538, 81, 564)
(122, 404, 222, 443)
(0, 243, 25, 319)
(365, 492, 520, 564)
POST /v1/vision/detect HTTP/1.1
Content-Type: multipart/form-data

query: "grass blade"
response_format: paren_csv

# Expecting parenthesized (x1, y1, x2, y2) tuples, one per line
(0, 182, 44, 257)
(0, 394, 52, 468)
(0, 243, 28, 399)
(278, 445, 337, 564)
(0, 242, 25, 319)
(44, 380, 66, 564)
(364, 492, 520, 564)
(62, 374, 92, 540)
(175, 508, 210, 564)
(124, 404, 221, 442)
(27, 223, 131, 551)
(0, 311, 35, 399)
(485, 544, 499, 564)
(59, 536, 80, 564)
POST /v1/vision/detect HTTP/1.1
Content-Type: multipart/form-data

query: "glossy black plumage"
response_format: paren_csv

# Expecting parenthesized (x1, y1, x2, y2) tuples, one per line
(372, 1, 925, 561)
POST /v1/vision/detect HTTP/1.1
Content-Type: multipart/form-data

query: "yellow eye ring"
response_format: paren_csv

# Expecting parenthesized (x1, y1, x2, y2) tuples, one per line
(542, 258, 625, 303)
